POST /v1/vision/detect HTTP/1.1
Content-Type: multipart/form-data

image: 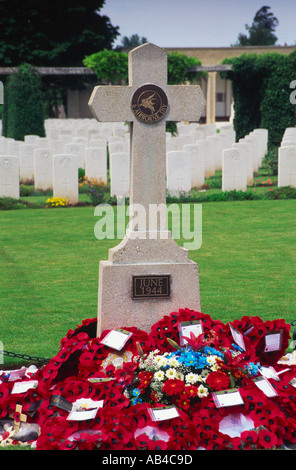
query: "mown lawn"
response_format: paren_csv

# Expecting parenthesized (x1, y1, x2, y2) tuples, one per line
(0, 199, 295, 365)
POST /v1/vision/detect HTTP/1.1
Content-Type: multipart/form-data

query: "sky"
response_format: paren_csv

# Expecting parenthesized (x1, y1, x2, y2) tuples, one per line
(100, 0, 296, 48)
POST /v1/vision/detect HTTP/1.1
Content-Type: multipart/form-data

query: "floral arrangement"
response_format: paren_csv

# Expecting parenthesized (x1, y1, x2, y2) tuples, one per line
(79, 176, 109, 205)
(45, 197, 69, 208)
(0, 308, 296, 450)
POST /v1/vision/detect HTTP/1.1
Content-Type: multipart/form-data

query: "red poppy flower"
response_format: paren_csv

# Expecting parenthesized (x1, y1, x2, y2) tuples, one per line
(135, 433, 150, 449)
(241, 430, 258, 446)
(150, 439, 167, 450)
(258, 429, 278, 449)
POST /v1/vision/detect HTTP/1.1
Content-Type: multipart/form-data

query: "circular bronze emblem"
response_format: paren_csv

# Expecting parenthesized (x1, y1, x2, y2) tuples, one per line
(131, 84, 168, 123)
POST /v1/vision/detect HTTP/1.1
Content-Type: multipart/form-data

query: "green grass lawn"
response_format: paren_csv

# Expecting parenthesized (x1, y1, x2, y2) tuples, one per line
(1, 199, 296, 365)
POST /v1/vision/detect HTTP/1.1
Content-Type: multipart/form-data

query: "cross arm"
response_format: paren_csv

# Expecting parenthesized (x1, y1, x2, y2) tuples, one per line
(167, 85, 206, 122)
(88, 85, 134, 122)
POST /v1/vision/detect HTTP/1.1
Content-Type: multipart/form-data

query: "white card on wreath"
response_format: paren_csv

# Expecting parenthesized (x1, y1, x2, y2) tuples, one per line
(100, 328, 133, 351)
(212, 388, 244, 408)
(67, 398, 104, 421)
(264, 330, 283, 352)
(11, 380, 38, 394)
(253, 376, 278, 397)
(149, 405, 180, 421)
(229, 324, 246, 351)
(179, 320, 203, 346)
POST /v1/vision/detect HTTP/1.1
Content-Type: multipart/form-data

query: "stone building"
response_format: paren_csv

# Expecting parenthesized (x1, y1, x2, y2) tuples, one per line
(1, 45, 295, 122)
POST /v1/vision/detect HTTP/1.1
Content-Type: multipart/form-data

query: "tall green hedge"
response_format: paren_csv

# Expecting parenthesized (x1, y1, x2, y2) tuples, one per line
(222, 51, 296, 147)
(3, 63, 45, 140)
(83, 49, 205, 85)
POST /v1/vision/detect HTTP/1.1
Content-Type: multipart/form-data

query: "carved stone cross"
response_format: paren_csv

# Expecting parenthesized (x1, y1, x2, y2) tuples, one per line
(89, 42, 205, 232)
(88, 43, 206, 335)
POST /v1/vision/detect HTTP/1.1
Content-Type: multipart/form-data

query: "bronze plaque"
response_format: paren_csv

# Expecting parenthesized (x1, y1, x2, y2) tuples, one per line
(132, 274, 171, 300)
(131, 84, 168, 123)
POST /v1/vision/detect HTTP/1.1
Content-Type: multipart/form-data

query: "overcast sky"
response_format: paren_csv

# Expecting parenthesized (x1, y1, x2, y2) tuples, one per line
(100, 0, 296, 48)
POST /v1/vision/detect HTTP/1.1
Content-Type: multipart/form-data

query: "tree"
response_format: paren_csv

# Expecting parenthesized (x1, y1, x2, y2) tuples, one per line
(0, 0, 119, 67)
(117, 34, 148, 51)
(234, 6, 279, 46)
(83, 50, 128, 84)
(3, 64, 45, 140)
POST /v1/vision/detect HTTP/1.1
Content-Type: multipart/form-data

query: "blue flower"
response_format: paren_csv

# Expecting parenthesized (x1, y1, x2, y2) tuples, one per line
(132, 388, 141, 397)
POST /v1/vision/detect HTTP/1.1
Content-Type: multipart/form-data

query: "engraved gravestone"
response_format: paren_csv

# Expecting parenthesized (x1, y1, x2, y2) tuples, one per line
(89, 43, 206, 335)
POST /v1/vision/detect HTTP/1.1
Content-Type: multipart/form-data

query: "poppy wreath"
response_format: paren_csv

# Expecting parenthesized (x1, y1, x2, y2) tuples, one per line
(1, 308, 296, 450)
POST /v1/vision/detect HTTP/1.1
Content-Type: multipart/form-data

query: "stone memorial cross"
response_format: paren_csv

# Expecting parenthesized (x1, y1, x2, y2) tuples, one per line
(89, 43, 206, 335)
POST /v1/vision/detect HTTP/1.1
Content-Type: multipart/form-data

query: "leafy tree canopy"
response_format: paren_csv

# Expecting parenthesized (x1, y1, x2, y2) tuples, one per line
(117, 34, 148, 51)
(234, 6, 279, 46)
(84, 49, 205, 84)
(0, 0, 120, 67)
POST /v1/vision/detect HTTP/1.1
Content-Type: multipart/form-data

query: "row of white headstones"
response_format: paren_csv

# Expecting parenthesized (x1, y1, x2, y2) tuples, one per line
(278, 128, 296, 187)
(0, 119, 294, 202)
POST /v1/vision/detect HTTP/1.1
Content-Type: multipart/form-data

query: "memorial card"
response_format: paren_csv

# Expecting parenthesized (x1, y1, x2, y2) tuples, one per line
(229, 324, 246, 351)
(11, 380, 38, 394)
(253, 376, 278, 397)
(100, 328, 133, 351)
(263, 329, 283, 352)
(67, 398, 104, 421)
(212, 388, 244, 408)
(149, 405, 180, 422)
(179, 320, 203, 346)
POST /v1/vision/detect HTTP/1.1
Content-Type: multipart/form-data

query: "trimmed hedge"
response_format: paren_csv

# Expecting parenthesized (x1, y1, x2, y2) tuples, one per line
(2, 63, 45, 140)
(221, 51, 296, 147)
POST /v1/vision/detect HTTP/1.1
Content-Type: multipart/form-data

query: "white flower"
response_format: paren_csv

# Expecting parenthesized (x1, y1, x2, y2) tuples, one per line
(168, 357, 180, 367)
(165, 368, 177, 379)
(175, 371, 184, 381)
(153, 355, 168, 369)
(153, 370, 165, 381)
(197, 384, 209, 398)
(185, 373, 201, 384)
(207, 355, 217, 366)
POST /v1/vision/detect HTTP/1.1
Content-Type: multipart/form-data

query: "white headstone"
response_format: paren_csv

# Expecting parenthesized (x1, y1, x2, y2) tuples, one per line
(110, 152, 130, 197)
(19, 143, 36, 181)
(278, 146, 296, 187)
(85, 147, 107, 182)
(34, 148, 53, 191)
(49, 140, 66, 154)
(183, 143, 205, 188)
(167, 150, 191, 195)
(0, 155, 19, 198)
(7, 140, 21, 156)
(53, 154, 79, 203)
(195, 139, 213, 179)
(108, 141, 129, 155)
(65, 142, 85, 169)
(232, 142, 253, 185)
(222, 148, 247, 192)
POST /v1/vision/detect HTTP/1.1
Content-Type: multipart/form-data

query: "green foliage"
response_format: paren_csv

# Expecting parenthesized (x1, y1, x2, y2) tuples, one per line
(118, 34, 148, 51)
(83, 49, 128, 83)
(222, 51, 296, 146)
(262, 148, 278, 176)
(0, 197, 31, 210)
(0, 0, 119, 67)
(260, 53, 296, 147)
(3, 64, 45, 140)
(167, 52, 205, 85)
(80, 176, 110, 205)
(84, 49, 205, 86)
(264, 186, 296, 199)
(235, 6, 279, 46)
